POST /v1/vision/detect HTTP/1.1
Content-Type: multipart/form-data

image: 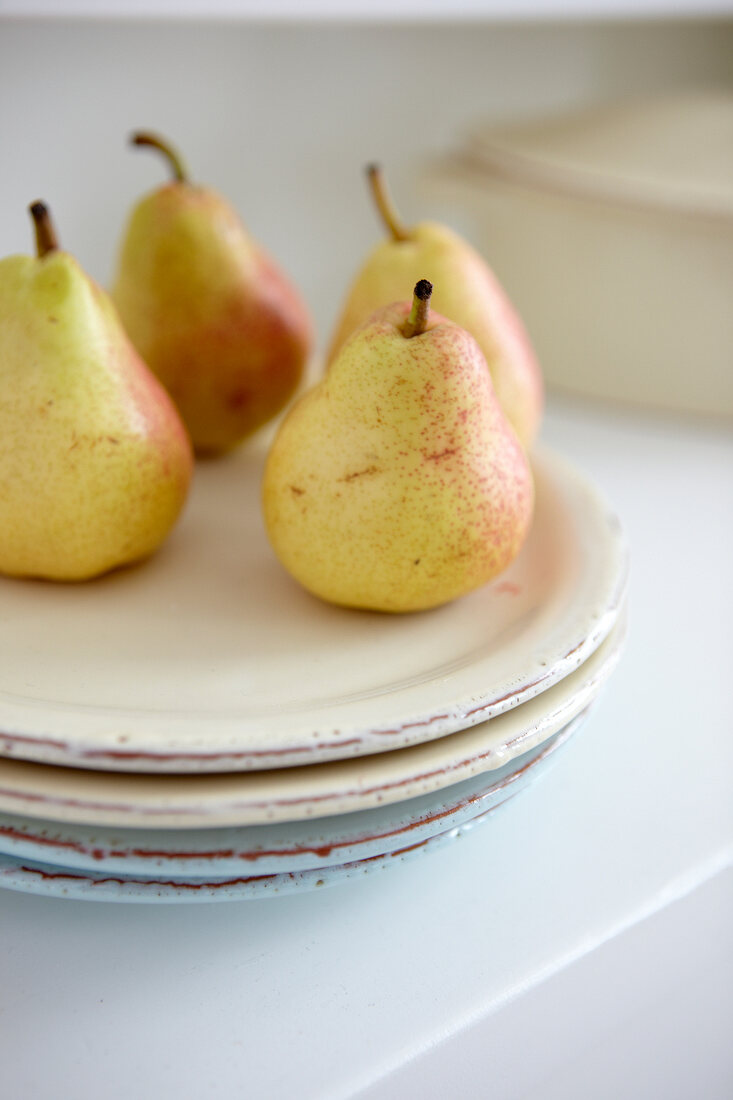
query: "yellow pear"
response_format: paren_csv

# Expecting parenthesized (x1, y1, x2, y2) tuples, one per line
(264, 281, 534, 613)
(113, 132, 313, 455)
(0, 202, 193, 581)
(326, 165, 543, 448)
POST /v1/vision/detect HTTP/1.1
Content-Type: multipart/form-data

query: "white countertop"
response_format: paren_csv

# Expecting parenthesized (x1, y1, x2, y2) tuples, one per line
(1, 396, 732, 1099)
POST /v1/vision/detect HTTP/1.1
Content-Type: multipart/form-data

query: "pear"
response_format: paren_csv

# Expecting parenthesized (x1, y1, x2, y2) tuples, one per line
(263, 280, 534, 613)
(112, 132, 313, 455)
(326, 165, 543, 449)
(0, 202, 193, 581)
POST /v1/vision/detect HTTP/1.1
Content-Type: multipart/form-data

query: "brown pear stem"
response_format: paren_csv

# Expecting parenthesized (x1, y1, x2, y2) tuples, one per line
(130, 131, 188, 183)
(402, 280, 433, 338)
(366, 163, 409, 242)
(29, 201, 59, 257)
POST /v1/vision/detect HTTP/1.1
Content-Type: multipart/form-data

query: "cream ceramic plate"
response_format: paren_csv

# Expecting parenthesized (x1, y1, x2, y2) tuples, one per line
(0, 613, 625, 828)
(0, 446, 627, 773)
(0, 715, 583, 878)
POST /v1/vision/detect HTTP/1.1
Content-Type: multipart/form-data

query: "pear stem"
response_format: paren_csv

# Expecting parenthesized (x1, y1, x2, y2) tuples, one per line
(403, 280, 433, 338)
(130, 131, 188, 183)
(29, 202, 59, 257)
(366, 163, 409, 242)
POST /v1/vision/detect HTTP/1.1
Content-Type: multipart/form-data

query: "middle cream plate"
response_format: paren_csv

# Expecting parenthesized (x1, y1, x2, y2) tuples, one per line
(0, 613, 625, 829)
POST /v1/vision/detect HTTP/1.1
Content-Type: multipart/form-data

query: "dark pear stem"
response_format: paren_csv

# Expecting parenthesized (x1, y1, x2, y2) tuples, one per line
(403, 280, 433, 338)
(366, 163, 409, 242)
(29, 201, 59, 257)
(130, 131, 188, 183)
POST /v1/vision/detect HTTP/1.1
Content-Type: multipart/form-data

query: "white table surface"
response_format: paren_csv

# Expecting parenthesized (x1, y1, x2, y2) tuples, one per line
(1, 396, 732, 1099)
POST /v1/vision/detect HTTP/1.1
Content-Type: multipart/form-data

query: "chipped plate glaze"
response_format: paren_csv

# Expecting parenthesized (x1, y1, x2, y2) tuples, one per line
(0, 446, 628, 773)
(0, 612, 625, 829)
(0, 813, 496, 903)
(0, 723, 579, 902)
(0, 712, 587, 878)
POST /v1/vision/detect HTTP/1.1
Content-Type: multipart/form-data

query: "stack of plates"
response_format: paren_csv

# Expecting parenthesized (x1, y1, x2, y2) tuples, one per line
(0, 445, 628, 903)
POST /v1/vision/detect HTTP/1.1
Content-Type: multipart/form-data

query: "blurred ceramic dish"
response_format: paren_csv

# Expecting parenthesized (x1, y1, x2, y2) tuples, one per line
(430, 91, 733, 417)
(0, 613, 625, 829)
(0, 714, 586, 878)
(0, 445, 627, 773)
(0, 721, 582, 903)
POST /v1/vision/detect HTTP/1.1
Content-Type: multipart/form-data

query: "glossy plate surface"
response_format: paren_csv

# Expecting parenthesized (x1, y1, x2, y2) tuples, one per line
(0, 614, 625, 828)
(0, 446, 627, 773)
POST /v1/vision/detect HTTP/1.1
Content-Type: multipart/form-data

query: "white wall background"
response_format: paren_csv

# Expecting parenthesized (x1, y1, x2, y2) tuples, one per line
(1, 18, 732, 348)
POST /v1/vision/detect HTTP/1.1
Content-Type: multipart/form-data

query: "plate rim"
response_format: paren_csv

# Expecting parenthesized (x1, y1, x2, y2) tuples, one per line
(0, 715, 584, 876)
(0, 771, 549, 904)
(0, 612, 626, 829)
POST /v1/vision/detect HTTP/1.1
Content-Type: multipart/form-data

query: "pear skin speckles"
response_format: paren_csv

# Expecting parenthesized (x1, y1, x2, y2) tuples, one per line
(263, 301, 533, 612)
(0, 250, 193, 581)
(326, 221, 543, 447)
(112, 184, 312, 454)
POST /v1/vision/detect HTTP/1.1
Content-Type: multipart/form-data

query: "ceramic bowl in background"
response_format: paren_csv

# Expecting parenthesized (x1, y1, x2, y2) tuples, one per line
(426, 91, 733, 418)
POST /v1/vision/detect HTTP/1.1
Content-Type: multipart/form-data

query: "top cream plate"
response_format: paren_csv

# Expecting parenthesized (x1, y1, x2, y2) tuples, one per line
(0, 443, 627, 773)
